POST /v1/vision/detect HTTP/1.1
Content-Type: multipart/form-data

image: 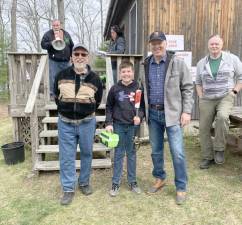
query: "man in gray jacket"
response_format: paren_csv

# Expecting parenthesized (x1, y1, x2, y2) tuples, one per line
(196, 34, 242, 169)
(142, 31, 194, 205)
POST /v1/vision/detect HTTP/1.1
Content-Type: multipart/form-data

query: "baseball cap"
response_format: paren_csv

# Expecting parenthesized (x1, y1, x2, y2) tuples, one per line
(149, 31, 166, 42)
(72, 43, 89, 52)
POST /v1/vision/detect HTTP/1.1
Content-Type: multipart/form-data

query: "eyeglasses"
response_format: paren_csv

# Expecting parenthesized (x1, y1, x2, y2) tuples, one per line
(73, 52, 88, 57)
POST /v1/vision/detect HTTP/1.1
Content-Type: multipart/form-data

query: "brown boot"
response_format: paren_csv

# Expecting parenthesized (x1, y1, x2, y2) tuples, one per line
(147, 178, 166, 194)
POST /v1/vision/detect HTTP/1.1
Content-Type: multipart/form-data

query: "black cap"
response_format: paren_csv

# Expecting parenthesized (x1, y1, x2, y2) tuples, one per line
(72, 43, 89, 52)
(149, 31, 166, 42)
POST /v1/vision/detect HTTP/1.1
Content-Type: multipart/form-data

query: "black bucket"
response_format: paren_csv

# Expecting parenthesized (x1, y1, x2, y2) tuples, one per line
(1, 142, 25, 165)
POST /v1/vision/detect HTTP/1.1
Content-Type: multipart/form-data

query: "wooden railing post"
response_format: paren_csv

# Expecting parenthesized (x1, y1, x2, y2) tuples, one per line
(105, 56, 114, 98)
(30, 104, 40, 172)
(44, 59, 50, 103)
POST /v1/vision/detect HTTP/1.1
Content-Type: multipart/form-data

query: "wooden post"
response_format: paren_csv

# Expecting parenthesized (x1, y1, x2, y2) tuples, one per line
(12, 118, 20, 141)
(116, 56, 122, 81)
(105, 56, 113, 97)
(30, 104, 40, 172)
(44, 59, 50, 103)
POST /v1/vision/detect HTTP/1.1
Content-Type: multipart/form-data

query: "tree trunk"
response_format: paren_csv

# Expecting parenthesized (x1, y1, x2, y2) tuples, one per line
(11, 0, 17, 51)
(57, 0, 65, 29)
(49, 0, 56, 28)
(100, 0, 104, 43)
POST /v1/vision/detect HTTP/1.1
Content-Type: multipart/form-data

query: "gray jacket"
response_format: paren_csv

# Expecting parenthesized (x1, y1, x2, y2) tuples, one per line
(142, 52, 194, 127)
(196, 51, 242, 99)
(108, 36, 125, 54)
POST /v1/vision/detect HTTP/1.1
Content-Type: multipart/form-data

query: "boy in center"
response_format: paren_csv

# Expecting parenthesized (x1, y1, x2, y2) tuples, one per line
(105, 61, 145, 197)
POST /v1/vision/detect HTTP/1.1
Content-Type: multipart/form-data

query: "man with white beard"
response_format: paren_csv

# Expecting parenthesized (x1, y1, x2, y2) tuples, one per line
(54, 43, 103, 205)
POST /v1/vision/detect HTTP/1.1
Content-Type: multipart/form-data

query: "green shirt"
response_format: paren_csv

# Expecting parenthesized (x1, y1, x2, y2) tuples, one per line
(209, 55, 222, 79)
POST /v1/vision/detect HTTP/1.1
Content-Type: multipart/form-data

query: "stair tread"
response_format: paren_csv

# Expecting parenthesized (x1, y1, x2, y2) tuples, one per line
(42, 116, 105, 123)
(40, 129, 104, 138)
(35, 158, 112, 171)
(37, 143, 111, 153)
(45, 103, 106, 110)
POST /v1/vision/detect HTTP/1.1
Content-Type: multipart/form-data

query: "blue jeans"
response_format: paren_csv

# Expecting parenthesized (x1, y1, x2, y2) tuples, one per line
(49, 59, 70, 96)
(58, 117, 96, 192)
(112, 123, 137, 185)
(148, 109, 187, 191)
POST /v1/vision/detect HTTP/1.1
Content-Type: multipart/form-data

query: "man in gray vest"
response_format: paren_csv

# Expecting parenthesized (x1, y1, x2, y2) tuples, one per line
(196, 34, 242, 169)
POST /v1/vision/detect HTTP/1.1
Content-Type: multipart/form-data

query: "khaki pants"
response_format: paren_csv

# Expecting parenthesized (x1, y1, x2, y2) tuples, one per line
(199, 94, 234, 160)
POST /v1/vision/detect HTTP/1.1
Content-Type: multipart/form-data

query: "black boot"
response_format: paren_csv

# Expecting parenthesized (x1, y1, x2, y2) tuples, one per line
(214, 151, 225, 164)
(60, 192, 75, 205)
(199, 159, 215, 169)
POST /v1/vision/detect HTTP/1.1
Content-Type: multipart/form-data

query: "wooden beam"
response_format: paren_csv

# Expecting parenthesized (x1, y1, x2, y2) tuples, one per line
(24, 55, 48, 114)
(105, 56, 114, 95)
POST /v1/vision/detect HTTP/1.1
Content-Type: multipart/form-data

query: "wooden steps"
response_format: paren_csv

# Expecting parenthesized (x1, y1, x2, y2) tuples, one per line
(42, 116, 106, 123)
(35, 100, 112, 172)
(37, 143, 111, 153)
(35, 158, 112, 171)
(39, 129, 103, 138)
(45, 103, 106, 111)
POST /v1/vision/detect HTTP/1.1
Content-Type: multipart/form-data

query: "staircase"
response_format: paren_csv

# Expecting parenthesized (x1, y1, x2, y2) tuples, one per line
(23, 54, 143, 173)
(34, 102, 112, 171)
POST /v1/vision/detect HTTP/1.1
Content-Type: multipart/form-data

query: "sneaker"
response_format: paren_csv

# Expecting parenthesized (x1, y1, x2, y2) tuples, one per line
(129, 182, 141, 194)
(60, 192, 74, 205)
(214, 151, 225, 164)
(109, 183, 120, 197)
(80, 185, 93, 196)
(176, 191, 186, 205)
(199, 159, 215, 169)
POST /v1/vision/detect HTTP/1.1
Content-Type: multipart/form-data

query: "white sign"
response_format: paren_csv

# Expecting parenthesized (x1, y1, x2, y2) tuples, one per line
(166, 35, 184, 51)
(175, 51, 192, 68)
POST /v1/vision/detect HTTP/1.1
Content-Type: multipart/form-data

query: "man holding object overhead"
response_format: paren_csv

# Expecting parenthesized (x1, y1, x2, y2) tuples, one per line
(41, 19, 74, 99)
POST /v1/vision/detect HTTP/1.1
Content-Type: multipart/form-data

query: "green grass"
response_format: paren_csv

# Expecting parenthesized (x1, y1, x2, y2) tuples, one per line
(0, 116, 242, 225)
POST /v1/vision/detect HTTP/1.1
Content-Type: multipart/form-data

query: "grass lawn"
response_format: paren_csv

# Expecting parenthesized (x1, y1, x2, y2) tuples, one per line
(0, 110, 242, 225)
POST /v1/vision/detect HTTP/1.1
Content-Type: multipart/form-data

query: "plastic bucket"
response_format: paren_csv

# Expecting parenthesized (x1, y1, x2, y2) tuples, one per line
(1, 142, 25, 165)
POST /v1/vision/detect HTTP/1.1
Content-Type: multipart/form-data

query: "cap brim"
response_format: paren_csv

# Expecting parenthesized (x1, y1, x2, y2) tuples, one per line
(73, 45, 89, 52)
(149, 38, 166, 42)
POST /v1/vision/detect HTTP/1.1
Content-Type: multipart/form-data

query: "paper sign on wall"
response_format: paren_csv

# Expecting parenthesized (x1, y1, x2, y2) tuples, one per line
(166, 35, 184, 51)
(175, 51, 192, 68)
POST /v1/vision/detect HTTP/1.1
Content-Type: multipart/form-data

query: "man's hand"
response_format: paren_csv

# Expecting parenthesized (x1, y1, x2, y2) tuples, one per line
(180, 113, 191, 127)
(133, 116, 141, 125)
(105, 125, 113, 132)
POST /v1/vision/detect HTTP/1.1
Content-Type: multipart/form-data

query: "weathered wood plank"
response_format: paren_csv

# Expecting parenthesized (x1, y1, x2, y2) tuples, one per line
(37, 143, 112, 153)
(42, 116, 106, 124)
(105, 56, 114, 95)
(39, 129, 104, 138)
(35, 158, 112, 171)
(30, 104, 41, 171)
(25, 55, 48, 114)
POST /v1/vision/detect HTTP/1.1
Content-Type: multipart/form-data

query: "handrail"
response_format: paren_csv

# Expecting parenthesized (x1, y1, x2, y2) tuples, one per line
(24, 55, 48, 114)
(105, 53, 143, 57)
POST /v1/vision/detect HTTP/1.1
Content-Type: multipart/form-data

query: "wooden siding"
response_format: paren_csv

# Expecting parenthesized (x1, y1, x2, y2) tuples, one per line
(144, 0, 242, 119)
(145, 0, 242, 64)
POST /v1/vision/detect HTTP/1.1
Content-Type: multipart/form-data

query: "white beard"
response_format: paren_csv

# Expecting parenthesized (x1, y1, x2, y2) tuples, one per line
(74, 62, 86, 73)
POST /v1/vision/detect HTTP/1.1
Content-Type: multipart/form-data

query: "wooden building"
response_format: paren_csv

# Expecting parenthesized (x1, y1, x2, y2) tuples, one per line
(104, 0, 242, 63)
(104, 0, 242, 118)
